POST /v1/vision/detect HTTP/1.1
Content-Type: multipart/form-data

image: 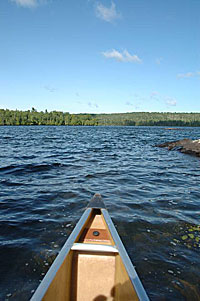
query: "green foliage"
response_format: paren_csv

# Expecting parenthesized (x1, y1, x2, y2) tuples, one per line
(0, 109, 200, 126)
(96, 112, 200, 126)
(0, 109, 98, 126)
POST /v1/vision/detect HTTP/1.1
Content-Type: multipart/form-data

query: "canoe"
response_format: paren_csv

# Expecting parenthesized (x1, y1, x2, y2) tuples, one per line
(31, 194, 149, 301)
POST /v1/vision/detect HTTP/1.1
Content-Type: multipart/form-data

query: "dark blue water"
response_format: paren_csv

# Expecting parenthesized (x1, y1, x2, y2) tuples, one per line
(0, 126, 200, 300)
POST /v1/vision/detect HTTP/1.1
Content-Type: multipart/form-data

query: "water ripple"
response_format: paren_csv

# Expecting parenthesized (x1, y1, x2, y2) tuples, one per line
(0, 126, 200, 300)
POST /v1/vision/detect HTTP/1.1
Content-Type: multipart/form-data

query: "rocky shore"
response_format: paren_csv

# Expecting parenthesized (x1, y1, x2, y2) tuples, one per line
(156, 138, 200, 157)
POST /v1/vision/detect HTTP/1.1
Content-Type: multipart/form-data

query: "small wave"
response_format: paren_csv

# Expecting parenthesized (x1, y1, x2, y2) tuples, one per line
(0, 136, 13, 140)
(0, 238, 31, 247)
(0, 180, 24, 187)
(0, 125, 200, 300)
(85, 174, 96, 179)
(0, 162, 63, 175)
(0, 164, 17, 172)
(21, 155, 36, 160)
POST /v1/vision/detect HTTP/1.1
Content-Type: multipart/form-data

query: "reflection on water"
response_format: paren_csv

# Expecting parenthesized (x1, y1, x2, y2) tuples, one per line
(0, 126, 200, 300)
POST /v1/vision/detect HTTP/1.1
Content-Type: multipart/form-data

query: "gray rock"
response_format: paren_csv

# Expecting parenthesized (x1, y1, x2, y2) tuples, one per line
(156, 138, 200, 157)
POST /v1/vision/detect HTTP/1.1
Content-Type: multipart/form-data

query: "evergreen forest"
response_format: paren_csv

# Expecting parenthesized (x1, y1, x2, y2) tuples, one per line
(1, 108, 200, 127)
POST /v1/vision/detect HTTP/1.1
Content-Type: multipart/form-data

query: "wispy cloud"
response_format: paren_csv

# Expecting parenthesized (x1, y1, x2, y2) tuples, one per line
(88, 102, 99, 108)
(150, 92, 177, 107)
(44, 85, 56, 93)
(177, 71, 200, 79)
(102, 49, 142, 63)
(177, 72, 194, 78)
(166, 97, 177, 106)
(134, 104, 141, 110)
(96, 1, 121, 23)
(150, 91, 159, 97)
(155, 57, 163, 65)
(11, 0, 37, 7)
(150, 91, 159, 102)
(125, 101, 133, 106)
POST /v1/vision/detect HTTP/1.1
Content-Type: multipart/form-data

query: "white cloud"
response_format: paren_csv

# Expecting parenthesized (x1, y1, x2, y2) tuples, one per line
(177, 72, 194, 78)
(155, 57, 163, 65)
(96, 1, 120, 23)
(166, 97, 177, 106)
(177, 71, 200, 79)
(11, 0, 37, 7)
(102, 49, 142, 63)
(150, 92, 178, 107)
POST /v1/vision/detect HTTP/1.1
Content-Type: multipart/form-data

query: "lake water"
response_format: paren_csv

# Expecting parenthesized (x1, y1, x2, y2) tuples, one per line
(0, 126, 200, 300)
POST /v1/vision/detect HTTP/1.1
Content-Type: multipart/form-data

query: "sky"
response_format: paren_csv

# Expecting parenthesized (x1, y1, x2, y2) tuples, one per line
(0, 0, 199, 113)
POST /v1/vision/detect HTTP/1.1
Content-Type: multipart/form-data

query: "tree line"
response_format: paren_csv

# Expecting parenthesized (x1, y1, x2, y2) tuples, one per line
(1, 108, 200, 126)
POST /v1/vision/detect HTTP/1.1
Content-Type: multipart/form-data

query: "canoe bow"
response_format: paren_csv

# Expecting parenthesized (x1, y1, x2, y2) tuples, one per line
(31, 194, 149, 301)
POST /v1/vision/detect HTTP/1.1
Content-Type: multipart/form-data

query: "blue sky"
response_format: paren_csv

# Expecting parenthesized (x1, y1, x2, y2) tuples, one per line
(0, 0, 199, 113)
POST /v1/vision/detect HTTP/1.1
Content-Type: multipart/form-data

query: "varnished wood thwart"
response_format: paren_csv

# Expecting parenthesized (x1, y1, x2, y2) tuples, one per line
(71, 243, 118, 253)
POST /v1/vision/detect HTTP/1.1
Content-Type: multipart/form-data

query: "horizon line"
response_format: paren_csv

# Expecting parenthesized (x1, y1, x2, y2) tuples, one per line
(1, 108, 200, 114)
